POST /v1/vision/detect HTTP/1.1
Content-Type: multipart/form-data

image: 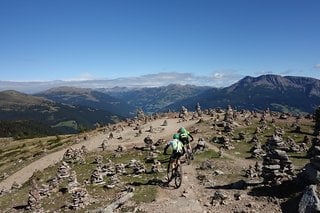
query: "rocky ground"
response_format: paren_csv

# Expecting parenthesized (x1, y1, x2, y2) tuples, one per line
(0, 108, 317, 212)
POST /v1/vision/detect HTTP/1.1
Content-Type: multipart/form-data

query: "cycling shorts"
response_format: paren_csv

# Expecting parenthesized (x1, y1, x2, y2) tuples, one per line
(171, 151, 183, 160)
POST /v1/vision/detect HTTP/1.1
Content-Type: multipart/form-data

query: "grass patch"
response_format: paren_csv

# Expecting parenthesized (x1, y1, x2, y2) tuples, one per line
(132, 185, 157, 203)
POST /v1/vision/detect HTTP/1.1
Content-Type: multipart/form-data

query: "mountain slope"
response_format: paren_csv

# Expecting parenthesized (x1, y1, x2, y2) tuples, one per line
(0, 90, 120, 135)
(164, 75, 320, 113)
(104, 84, 211, 113)
(36, 87, 136, 118)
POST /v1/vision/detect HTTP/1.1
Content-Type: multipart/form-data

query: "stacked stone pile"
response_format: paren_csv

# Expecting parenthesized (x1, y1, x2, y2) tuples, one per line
(26, 180, 41, 211)
(220, 136, 235, 150)
(69, 188, 90, 210)
(245, 163, 262, 179)
(161, 120, 168, 126)
(300, 137, 320, 185)
(93, 155, 103, 164)
(224, 105, 234, 124)
(115, 163, 127, 175)
(144, 136, 153, 147)
(265, 134, 287, 151)
(298, 185, 320, 213)
(151, 160, 162, 173)
(286, 136, 301, 152)
(238, 131, 245, 140)
(90, 168, 105, 185)
(67, 171, 80, 192)
(195, 102, 202, 117)
(262, 137, 295, 185)
(249, 134, 259, 144)
(106, 175, 122, 189)
(307, 137, 320, 158)
(62, 148, 85, 164)
(250, 140, 265, 159)
(146, 151, 158, 163)
(48, 176, 59, 191)
(57, 161, 71, 179)
(193, 138, 207, 153)
(101, 160, 116, 176)
(128, 159, 146, 174)
(136, 108, 146, 121)
(179, 106, 188, 121)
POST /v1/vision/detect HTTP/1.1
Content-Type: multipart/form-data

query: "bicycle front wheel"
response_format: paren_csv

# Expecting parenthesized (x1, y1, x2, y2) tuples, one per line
(167, 160, 173, 181)
(174, 165, 182, 188)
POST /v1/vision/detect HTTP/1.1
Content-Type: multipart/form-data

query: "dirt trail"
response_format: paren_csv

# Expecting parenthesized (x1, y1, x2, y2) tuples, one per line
(139, 162, 206, 213)
(0, 117, 196, 191)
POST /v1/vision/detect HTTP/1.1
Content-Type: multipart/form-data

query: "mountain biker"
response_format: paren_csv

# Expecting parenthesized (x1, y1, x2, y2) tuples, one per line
(178, 127, 194, 159)
(163, 133, 185, 169)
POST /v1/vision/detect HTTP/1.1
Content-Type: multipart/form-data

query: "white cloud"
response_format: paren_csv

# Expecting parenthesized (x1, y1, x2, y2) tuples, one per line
(0, 71, 245, 93)
(314, 64, 320, 70)
(254, 70, 274, 76)
(67, 72, 95, 81)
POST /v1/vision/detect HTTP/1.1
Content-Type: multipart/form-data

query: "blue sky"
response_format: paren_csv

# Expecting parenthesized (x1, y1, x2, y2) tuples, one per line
(0, 0, 320, 86)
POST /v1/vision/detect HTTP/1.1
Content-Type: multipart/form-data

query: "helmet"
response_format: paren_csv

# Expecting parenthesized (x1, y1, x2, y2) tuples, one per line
(178, 127, 187, 134)
(173, 133, 180, 139)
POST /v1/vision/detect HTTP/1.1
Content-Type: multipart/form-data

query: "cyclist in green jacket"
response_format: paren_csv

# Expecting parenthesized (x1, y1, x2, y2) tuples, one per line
(164, 133, 185, 169)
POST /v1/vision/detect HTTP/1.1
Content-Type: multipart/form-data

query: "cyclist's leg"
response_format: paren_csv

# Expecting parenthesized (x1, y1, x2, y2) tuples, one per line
(171, 152, 178, 169)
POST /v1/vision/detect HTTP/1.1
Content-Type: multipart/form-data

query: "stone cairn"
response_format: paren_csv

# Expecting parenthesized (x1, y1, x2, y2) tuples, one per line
(57, 161, 71, 180)
(26, 179, 41, 211)
(179, 106, 188, 121)
(161, 119, 168, 126)
(144, 136, 153, 148)
(62, 148, 85, 164)
(301, 137, 320, 186)
(314, 106, 320, 136)
(115, 145, 126, 153)
(297, 137, 320, 212)
(238, 131, 245, 140)
(48, 176, 60, 191)
(68, 171, 80, 192)
(69, 187, 90, 210)
(115, 163, 127, 175)
(298, 185, 320, 213)
(151, 160, 162, 173)
(244, 162, 262, 178)
(193, 137, 207, 153)
(220, 136, 235, 150)
(128, 159, 146, 174)
(101, 159, 116, 176)
(250, 139, 265, 159)
(286, 136, 301, 153)
(224, 105, 234, 124)
(106, 174, 122, 189)
(101, 139, 108, 151)
(136, 108, 146, 122)
(90, 167, 105, 185)
(261, 135, 295, 185)
(93, 155, 103, 164)
(195, 102, 202, 117)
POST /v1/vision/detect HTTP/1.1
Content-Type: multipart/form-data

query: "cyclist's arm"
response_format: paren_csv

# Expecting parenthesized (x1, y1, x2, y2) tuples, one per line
(163, 143, 170, 155)
(188, 133, 194, 142)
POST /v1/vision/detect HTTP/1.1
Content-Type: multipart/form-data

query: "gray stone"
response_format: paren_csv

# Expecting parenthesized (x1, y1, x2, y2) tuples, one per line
(298, 185, 320, 213)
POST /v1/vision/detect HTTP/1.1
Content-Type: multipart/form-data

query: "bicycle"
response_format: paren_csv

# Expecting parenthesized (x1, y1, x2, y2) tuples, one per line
(184, 146, 193, 165)
(167, 156, 183, 188)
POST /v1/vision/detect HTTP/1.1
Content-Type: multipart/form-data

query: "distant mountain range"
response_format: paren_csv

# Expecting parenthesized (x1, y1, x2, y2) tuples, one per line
(164, 75, 320, 113)
(36, 87, 136, 118)
(101, 84, 210, 113)
(1, 74, 320, 137)
(0, 90, 122, 136)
